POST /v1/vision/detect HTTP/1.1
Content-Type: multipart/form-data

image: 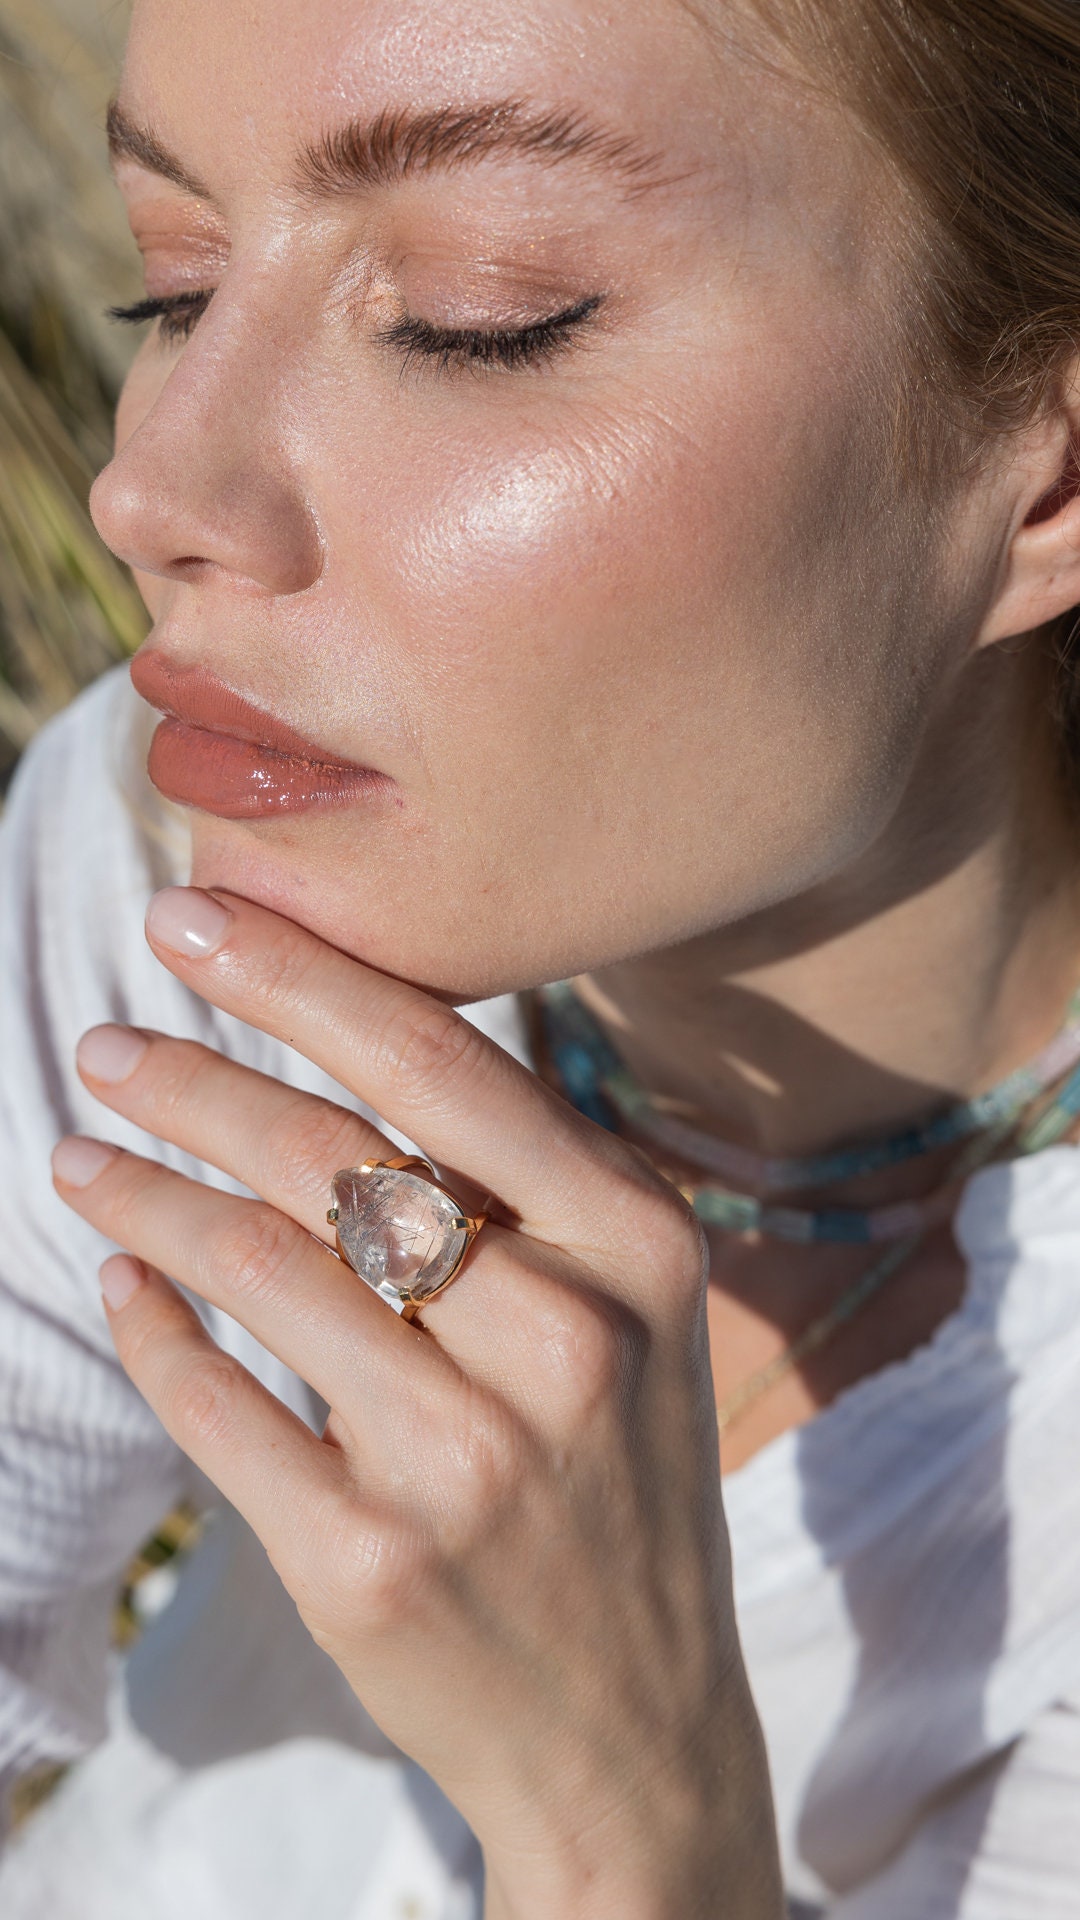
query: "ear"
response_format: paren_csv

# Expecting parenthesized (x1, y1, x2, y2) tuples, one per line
(978, 362, 1080, 648)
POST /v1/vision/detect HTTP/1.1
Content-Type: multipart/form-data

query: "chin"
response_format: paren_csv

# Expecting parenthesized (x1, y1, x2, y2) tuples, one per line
(186, 817, 523, 1006)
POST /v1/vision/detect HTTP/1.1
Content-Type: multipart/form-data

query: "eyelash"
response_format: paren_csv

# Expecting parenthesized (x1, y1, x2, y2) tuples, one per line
(379, 295, 603, 374)
(106, 289, 604, 372)
(107, 291, 214, 344)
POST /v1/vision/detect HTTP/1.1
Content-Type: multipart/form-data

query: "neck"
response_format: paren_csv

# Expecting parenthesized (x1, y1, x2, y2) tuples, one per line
(582, 641, 1080, 1167)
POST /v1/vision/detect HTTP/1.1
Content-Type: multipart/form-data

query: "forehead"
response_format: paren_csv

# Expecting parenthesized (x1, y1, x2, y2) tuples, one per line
(119, 0, 895, 327)
(122, 0, 792, 197)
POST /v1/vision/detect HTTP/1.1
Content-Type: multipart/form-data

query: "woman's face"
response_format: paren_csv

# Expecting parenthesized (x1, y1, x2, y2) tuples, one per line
(93, 0, 1000, 1000)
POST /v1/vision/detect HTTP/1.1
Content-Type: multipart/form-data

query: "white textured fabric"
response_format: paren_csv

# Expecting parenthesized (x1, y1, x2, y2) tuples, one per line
(2, 666, 1080, 1917)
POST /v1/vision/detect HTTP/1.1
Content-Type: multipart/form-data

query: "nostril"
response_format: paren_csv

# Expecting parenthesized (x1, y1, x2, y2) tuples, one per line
(88, 416, 324, 595)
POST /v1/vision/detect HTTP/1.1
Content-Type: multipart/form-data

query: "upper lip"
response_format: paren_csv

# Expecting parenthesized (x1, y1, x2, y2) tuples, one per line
(130, 648, 373, 770)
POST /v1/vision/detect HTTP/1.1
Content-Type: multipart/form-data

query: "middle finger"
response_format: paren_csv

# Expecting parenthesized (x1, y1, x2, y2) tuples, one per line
(75, 1023, 407, 1247)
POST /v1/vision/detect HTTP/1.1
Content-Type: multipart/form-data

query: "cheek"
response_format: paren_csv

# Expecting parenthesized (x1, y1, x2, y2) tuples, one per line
(310, 340, 897, 803)
(315, 386, 735, 733)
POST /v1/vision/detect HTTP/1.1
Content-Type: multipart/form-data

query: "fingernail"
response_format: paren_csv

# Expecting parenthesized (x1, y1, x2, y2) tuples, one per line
(146, 887, 232, 958)
(52, 1136, 118, 1188)
(100, 1254, 146, 1311)
(77, 1025, 150, 1085)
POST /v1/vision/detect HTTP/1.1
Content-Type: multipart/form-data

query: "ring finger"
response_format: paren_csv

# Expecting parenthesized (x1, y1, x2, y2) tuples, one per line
(50, 1134, 461, 1421)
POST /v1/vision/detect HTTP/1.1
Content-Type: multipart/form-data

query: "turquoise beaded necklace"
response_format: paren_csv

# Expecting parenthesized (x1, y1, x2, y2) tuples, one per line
(539, 980, 1080, 1245)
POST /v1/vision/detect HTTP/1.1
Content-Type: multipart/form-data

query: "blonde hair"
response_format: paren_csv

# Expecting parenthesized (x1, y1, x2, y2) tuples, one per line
(746, 0, 1080, 774)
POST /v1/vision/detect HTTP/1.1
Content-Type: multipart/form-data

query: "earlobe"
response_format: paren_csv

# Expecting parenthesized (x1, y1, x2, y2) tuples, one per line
(978, 391, 1080, 649)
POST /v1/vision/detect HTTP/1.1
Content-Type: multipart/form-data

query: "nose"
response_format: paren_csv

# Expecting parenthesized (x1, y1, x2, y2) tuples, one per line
(90, 313, 324, 599)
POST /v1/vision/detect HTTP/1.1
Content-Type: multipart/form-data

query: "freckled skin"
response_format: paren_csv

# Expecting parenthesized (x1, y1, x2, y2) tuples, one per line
(94, 0, 1012, 1000)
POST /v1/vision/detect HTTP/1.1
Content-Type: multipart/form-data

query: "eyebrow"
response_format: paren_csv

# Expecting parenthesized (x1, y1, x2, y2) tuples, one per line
(106, 97, 668, 202)
(298, 100, 667, 197)
(106, 102, 212, 198)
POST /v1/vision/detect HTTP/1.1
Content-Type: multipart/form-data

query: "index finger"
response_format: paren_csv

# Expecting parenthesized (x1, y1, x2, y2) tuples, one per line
(143, 887, 685, 1280)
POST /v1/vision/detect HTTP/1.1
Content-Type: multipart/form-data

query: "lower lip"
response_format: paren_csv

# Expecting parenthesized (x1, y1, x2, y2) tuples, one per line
(148, 718, 389, 818)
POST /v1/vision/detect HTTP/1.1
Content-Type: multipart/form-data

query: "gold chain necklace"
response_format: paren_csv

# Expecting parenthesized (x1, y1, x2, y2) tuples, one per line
(712, 1231, 922, 1434)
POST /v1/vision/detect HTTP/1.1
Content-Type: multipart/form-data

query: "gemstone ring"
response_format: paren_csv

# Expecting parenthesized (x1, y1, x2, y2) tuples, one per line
(327, 1155, 488, 1322)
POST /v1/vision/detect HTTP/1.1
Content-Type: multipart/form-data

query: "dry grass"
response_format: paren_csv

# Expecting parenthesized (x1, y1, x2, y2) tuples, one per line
(0, 0, 145, 789)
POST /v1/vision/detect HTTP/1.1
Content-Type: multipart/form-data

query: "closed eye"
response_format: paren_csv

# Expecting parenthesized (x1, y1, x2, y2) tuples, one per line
(106, 287, 606, 372)
(377, 295, 605, 376)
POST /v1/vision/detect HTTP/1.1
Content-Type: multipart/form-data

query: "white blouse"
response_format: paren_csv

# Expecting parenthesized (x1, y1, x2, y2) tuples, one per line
(2, 666, 1080, 1919)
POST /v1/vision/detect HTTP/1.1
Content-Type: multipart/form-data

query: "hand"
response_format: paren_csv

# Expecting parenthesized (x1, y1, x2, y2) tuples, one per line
(52, 886, 782, 1920)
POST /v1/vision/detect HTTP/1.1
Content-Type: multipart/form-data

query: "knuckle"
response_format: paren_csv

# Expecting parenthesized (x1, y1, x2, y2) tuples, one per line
(261, 1095, 370, 1196)
(542, 1293, 626, 1408)
(140, 1039, 215, 1131)
(543, 1294, 648, 1440)
(444, 1398, 529, 1522)
(208, 1203, 306, 1307)
(371, 998, 486, 1109)
(96, 1153, 165, 1235)
(387, 1407, 532, 1572)
(116, 1301, 170, 1377)
(609, 1155, 710, 1299)
(247, 925, 325, 1009)
(166, 1353, 246, 1449)
(663, 1203, 711, 1298)
(327, 1512, 434, 1630)
(312, 1420, 535, 1635)
(311, 1493, 380, 1596)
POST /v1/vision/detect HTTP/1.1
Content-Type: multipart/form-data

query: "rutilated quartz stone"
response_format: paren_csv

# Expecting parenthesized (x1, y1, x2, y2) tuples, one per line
(331, 1165, 468, 1307)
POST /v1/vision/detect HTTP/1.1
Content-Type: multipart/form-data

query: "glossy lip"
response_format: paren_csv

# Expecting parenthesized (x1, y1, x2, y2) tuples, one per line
(130, 648, 394, 819)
